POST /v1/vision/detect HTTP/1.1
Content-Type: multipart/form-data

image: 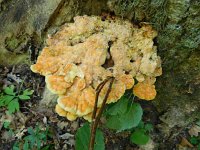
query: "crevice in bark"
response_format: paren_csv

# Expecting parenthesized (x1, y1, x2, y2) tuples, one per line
(42, 0, 66, 37)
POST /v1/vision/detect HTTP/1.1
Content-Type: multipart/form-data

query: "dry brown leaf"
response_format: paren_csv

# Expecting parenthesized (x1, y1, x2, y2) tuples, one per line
(57, 121, 69, 130)
(188, 125, 200, 137)
(180, 137, 193, 148)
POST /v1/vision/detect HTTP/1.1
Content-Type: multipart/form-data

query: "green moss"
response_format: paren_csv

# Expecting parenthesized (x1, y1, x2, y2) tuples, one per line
(107, 0, 200, 126)
(155, 50, 200, 112)
(5, 37, 20, 50)
(0, 51, 29, 66)
(166, 0, 190, 23)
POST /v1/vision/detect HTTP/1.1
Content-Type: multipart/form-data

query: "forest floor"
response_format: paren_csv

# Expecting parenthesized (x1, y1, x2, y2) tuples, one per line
(0, 64, 199, 150)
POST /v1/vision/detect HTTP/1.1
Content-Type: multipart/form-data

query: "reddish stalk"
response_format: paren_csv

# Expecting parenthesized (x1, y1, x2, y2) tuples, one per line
(89, 77, 114, 150)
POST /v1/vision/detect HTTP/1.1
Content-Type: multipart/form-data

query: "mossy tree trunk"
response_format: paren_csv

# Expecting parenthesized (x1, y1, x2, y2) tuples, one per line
(107, 0, 200, 128)
(0, 0, 199, 135)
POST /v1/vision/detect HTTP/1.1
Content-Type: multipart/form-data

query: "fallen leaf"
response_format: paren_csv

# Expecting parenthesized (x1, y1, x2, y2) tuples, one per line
(1, 130, 14, 141)
(71, 121, 79, 131)
(15, 125, 27, 139)
(59, 132, 74, 140)
(188, 125, 200, 137)
(57, 121, 68, 130)
(180, 137, 193, 148)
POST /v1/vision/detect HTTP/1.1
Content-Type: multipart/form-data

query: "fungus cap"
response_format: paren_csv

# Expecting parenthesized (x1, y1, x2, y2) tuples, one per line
(31, 15, 162, 121)
(133, 82, 157, 100)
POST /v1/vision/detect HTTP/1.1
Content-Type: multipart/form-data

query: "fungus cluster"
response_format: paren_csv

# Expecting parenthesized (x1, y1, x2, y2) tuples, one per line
(31, 15, 162, 121)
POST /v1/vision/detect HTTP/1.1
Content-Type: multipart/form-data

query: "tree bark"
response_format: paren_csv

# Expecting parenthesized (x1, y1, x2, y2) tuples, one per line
(108, 0, 200, 138)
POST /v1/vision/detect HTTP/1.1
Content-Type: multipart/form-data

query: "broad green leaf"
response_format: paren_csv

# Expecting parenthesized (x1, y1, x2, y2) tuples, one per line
(36, 138, 42, 149)
(190, 136, 198, 145)
(4, 85, 16, 95)
(2, 95, 15, 105)
(38, 132, 47, 140)
(75, 123, 105, 150)
(23, 89, 34, 96)
(29, 136, 36, 148)
(105, 96, 129, 115)
(24, 135, 35, 148)
(13, 142, 20, 150)
(27, 127, 34, 135)
(23, 140, 29, 150)
(7, 99, 19, 114)
(130, 129, 150, 145)
(0, 100, 4, 107)
(105, 98, 143, 131)
(18, 95, 30, 100)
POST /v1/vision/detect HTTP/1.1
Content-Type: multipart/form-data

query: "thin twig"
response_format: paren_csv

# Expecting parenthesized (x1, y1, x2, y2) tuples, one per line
(89, 77, 114, 150)
(91, 77, 112, 122)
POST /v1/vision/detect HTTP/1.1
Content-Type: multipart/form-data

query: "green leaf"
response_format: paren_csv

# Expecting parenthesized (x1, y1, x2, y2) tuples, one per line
(0, 95, 7, 107)
(38, 132, 47, 140)
(36, 138, 42, 149)
(3, 121, 10, 129)
(0, 100, 4, 107)
(144, 123, 153, 132)
(23, 140, 29, 150)
(130, 129, 150, 145)
(75, 123, 105, 150)
(196, 120, 200, 126)
(4, 85, 16, 96)
(105, 96, 129, 115)
(24, 135, 35, 148)
(2, 95, 15, 105)
(18, 95, 30, 100)
(190, 136, 198, 145)
(137, 121, 145, 129)
(13, 142, 20, 150)
(105, 97, 143, 131)
(7, 99, 19, 114)
(27, 127, 34, 135)
(22, 89, 34, 96)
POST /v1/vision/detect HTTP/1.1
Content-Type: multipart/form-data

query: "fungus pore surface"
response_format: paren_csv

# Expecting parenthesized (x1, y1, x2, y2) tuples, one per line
(31, 15, 162, 121)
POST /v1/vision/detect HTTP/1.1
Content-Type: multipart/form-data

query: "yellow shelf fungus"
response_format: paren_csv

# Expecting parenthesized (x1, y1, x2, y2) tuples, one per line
(31, 15, 162, 121)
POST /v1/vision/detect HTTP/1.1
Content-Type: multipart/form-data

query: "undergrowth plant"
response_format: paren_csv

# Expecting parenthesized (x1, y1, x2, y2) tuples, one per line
(189, 121, 200, 150)
(13, 124, 53, 150)
(130, 121, 153, 145)
(189, 136, 200, 150)
(2, 119, 15, 138)
(75, 93, 153, 150)
(0, 85, 33, 114)
(75, 123, 105, 150)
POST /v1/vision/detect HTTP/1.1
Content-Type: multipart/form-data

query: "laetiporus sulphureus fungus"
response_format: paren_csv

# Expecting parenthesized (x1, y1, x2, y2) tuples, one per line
(31, 15, 162, 121)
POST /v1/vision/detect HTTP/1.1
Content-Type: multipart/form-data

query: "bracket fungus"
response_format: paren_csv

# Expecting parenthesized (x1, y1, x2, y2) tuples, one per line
(31, 15, 162, 121)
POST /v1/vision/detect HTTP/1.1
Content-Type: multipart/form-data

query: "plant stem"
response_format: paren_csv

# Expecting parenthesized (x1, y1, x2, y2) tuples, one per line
(89, 77, 114, 150)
